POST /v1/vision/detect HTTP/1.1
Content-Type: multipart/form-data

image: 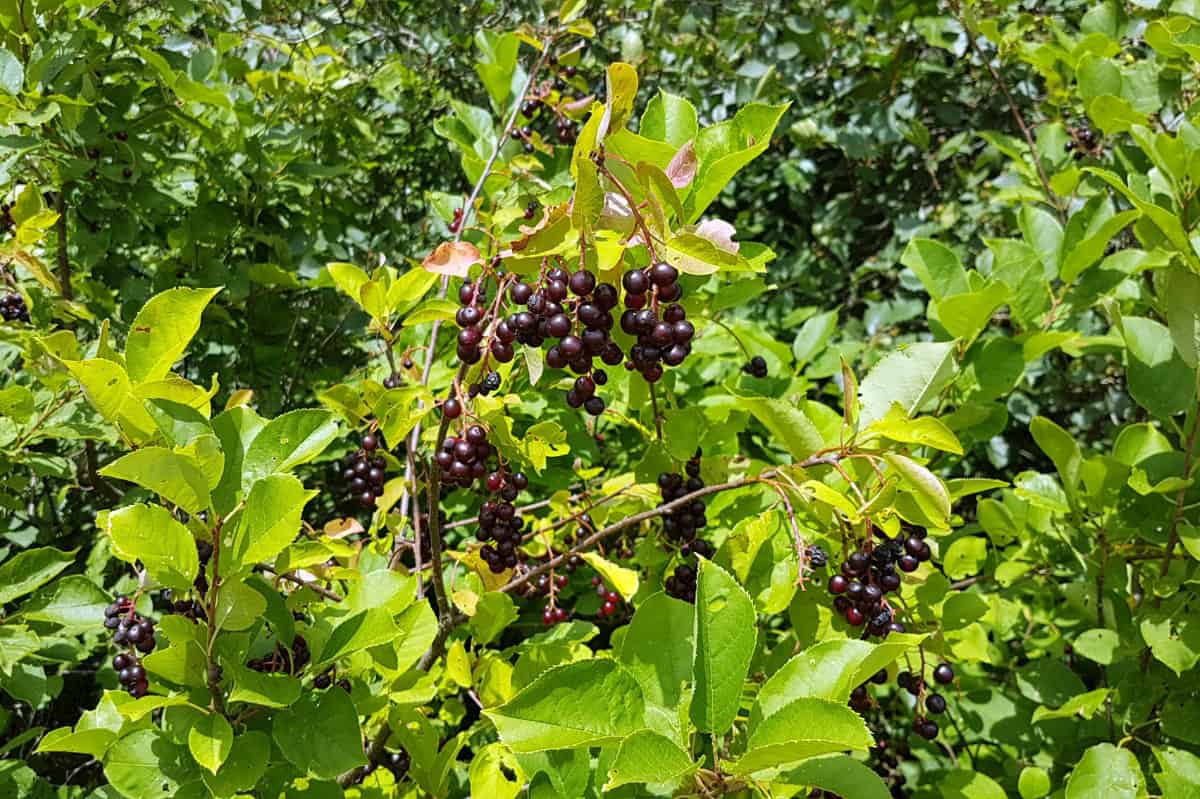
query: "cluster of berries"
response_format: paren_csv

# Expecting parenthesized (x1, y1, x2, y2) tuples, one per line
(0, 202, 13, 232)
(657, 453, 712, 557)
(162, 587, 204, 621)
(1, 292, 29, 323)
(619, 263, 693, 382)
(448, 207, 465, 234)
(435, 424, 496, 489)
(827, 533, 930, 637)
(742, 355, 768, 378)
(477, 467, 530, 574)
(664, 562, 698, 603)
(897, 663, 953, 740)
(341, 434, 387, 509)
(247, 635, 310, 675)
(104, 597, 155, 697)
(467, 369, 502, 397)
(1064, 124, 1100, 160)
(314, 667, 352, 692)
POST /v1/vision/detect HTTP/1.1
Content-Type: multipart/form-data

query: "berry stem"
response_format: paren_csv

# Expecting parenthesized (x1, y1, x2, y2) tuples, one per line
(648, 380, 664, 440)
(592, 156, 662, 262)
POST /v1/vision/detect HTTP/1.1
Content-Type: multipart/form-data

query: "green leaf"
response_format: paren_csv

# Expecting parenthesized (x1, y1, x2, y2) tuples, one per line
(36, 726, 116, 760)
(617, 592, 695, 713)
(884, 452, 951, 525)
(987, 238, 1052, 325)
(188, 712, 233, 774)
(316, 608, 401, 665)
(751, 636, 925, 728)
(486, 659, 646, 752)
(901, 238, 969, 301)
(581, 552, 639, 599)
(1073, 628, 1121, 664)
(229, 474, 315, 570)
(272, 689, 366, 780)
(106, 504, 198, 590)
(241, 409, 339, 489)
(934, 282, 1009, 345)
(227, 664, 301, 708)
(213, 579, 266, 632)
(571, 104, 604, 231)
(775, 754, 891, 799)
(0, 547, 74, 604)
(741, 397, 824, 461)
(792, 310, 838, 368)
(201, 730, 270, 797)
(930, 770, 1008, 799)
(1122, 316, 1196, 418)
(468, 592, 519, 646)
(868, 407, 963, 454)
(1066, 743, 1146, 799)
(124, 288, 221, 384)
(603, 730, 695, 791)
(1165, 267, 1200, 369)
(858, 341, 958, 427)
(1153, 746, 1200, 799)
(641, 90, 698, 149)
(0, 385, 34, 422)
(468, 742, 525, 799)
(729, 697, 872, 775)
(943, 537, 988, 580)
(21, 576, 110, 630)
(0, 48, 24, 95)
(210, 405, 266, 515)
(64, 358, 157, 443)
(1019, 766, 1052, 799)
(687, 102, 789, 221)
(1030, 416, 1082, 500)
(690, 559, 756, 734)
(1032, 688, 1111, 723)
(657, 231, 756, 276)
(598, 62, 638, 139)
(100, 447, 211, 515)
(103, 729, 202, 799)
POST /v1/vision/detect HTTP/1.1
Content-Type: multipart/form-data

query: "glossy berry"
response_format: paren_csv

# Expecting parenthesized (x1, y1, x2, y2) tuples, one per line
(933, 663, 955, 684)
(925, 693, 947, 714)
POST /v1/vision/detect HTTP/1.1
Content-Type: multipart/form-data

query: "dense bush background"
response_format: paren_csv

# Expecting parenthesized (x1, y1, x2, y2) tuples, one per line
(1, 1, 1198, 797)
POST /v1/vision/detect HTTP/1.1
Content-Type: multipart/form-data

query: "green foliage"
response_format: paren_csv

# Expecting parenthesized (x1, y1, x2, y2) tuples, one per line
(1, 2, 1200, 798)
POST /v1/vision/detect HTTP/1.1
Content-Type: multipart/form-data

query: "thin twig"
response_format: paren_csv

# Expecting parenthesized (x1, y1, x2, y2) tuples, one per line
(958, 10, 1064, 221)
(259, 566, 344, 602)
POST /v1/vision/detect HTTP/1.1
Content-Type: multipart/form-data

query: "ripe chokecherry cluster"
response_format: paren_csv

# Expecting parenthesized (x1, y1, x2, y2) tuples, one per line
(247, 635, 310, 675)
(664, 562, 697, 603)
(436, 423, 497, 489)
(1064, 123, 1099, 160)
(657, 452, 712, 558)
(898, 662, 954, 740)
(619, 263, 694, 382)
(505, 267, 622, 415)
(826, 530, 931, 637)
(476, 466, 531, 574)
(515, 54, 583, 149)
(742, 355, 768, 378)
(467, 369, 503, 397)
(341, 434, 386, 509)
(104, 597, 155, 697)
(1, 292, 29, 323)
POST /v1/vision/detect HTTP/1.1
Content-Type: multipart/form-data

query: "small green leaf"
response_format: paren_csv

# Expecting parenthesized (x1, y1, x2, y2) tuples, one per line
(884, 452, 951, 525)
(188, 712, 233, 774)
(1066, 743, 1146, 799)
(229, 474, 316, 570)
(775, 754, 891, 799)
(729, 697, 872, 775)
(900, 238, 969, 301)
(603, 730, 696, 791)
(213, 579, 266, 632)
(103, 729, 203, 799)
(581, 552, 639, 599)
(741, 397, 825, 462)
